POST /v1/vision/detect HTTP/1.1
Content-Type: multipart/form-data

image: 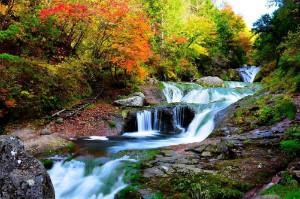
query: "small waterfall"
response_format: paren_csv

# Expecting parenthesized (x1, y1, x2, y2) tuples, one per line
(173, 106, 185, 128)
(153, 109, 162, 131)
(48, 156, 137, 199)
(162, 82, 183, 103)
(137, 110, 152, 132)
(123, 110, 159, 137)
(184, 109, 215, 138)
(237, 66, 261, 82)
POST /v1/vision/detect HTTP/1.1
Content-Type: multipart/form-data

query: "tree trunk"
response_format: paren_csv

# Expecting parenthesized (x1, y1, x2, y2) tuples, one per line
(160, 13, 164, 63)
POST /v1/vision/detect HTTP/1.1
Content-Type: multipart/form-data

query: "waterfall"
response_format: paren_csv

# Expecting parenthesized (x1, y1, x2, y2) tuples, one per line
(237, 66, 261, 82)
(162, 82, 183, 103)
(50, 80, 260, 198)
(122, 110, 159, 137)
(48, 156, 137, 199)
(137, 110, 152, 132)
(173, 106, 184, 127)
(153, 109, 162, 131)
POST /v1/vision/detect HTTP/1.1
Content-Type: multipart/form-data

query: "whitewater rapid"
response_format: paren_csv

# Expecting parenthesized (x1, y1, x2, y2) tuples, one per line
(48, 66, 261, 199)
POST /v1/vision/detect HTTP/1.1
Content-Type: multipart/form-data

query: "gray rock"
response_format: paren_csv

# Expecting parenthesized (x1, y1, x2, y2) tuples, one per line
(147, 78, 159, 85)
(254, 195, 281, 199)
(114, 93, 146, 107)
(39, 128, 51, 135)
(144, 167, 164, 177)
(201, 151, 212, 157)
(196, 76, 224, 87)
(25, 134, 73, 155)
(129, 92, 145, 98)
(0, 136, 55, 199)
(293, 170, 300, 181)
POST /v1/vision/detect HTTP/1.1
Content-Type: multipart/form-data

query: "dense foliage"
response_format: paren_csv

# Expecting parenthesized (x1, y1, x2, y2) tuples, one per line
(0, 0, 299, 122)
(0, 0, 254, 120)
(253, 0, 300, 74)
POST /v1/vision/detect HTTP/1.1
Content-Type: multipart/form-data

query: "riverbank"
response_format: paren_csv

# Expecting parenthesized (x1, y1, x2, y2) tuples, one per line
(2, 69, 299, 199)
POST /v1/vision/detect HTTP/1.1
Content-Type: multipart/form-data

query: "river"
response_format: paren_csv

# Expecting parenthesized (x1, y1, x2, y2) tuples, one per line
(48, 66, 261, 199)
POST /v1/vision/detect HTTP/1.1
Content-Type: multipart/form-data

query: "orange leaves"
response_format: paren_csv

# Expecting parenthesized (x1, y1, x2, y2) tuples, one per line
(172, 36, 188, 44)
(4, 99, 16, 107)
(37, 0, 153, 80)
(99, 0, 153, 79)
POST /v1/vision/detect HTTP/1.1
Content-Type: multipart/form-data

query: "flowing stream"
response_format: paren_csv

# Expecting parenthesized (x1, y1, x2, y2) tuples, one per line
(48, 66, 261, 199)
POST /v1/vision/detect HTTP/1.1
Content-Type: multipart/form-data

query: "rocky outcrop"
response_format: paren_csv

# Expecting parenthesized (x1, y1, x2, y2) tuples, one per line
(140, 127, 291, 198)
(114, 92, 146, 107)
(140, 84, 166, 104)
(11, 127, 73, 155)
(0, 136, 55, 199)
(195, 76, 225, 87)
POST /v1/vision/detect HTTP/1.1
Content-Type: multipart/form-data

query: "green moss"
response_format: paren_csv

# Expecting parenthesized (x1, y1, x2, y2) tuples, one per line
(116, 186, 140, 199)
(260, 68, 300, 94)
(0, 53, 20, 61)
(261, 171, 300, 199)
(283, 125, 300, 141)
(40, 159, 54, 169)
(229, 141, 235, 147)
(170, 173, 253, 199)
(108, 121, 116, 128)
(243, 140, 253, 145)
(157, 82, 165, 89)
(257, 95, 296, 124)
(280, 140, 300, 155)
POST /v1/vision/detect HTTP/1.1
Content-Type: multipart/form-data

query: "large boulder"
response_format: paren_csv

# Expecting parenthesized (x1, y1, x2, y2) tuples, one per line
(114, 92, 146, 107)
(0, 136, 55, 199)
(196, 76, 224, 87)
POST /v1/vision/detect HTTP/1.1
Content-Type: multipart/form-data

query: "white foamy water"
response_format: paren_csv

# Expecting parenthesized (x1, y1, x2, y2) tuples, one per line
(48, 156, 137, 199)
(237, 66, 260, 82)
(50, 67, 261, 198)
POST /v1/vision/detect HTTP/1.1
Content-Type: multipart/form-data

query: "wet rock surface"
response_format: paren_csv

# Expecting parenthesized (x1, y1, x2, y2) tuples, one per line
(140, 84, 166, 104)
(136, 94, 300, 198)
(0, 136, 55, 199)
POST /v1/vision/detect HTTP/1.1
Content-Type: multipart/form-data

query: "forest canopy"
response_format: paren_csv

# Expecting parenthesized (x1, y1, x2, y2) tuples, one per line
(0, 0, 298, 120)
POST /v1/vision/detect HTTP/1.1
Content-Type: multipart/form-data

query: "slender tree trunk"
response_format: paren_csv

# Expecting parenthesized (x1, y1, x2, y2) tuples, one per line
(160, 13, 164, 63)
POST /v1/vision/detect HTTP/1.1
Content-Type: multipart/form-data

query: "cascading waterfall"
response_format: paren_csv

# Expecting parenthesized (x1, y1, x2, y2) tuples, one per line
(237, 66, 261, 82)
(49, 69, 261, 198)
(162, 82, 183, 103)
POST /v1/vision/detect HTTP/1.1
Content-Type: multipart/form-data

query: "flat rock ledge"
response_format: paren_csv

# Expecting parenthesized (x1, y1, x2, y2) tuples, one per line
(0, 136, 55, 199)
(114, 92, 146, 107)
(11, 127, 73, 156)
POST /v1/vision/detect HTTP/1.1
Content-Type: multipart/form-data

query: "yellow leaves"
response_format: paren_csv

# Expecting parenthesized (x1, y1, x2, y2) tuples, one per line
(189, 44, 209, 56)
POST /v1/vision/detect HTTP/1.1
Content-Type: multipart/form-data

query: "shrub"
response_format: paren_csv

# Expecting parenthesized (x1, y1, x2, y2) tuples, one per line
(108, 121, 116, 128)
(0, 53, 19, 61)
(280, 140, 300, 155)
(257, 95, 296, 124)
